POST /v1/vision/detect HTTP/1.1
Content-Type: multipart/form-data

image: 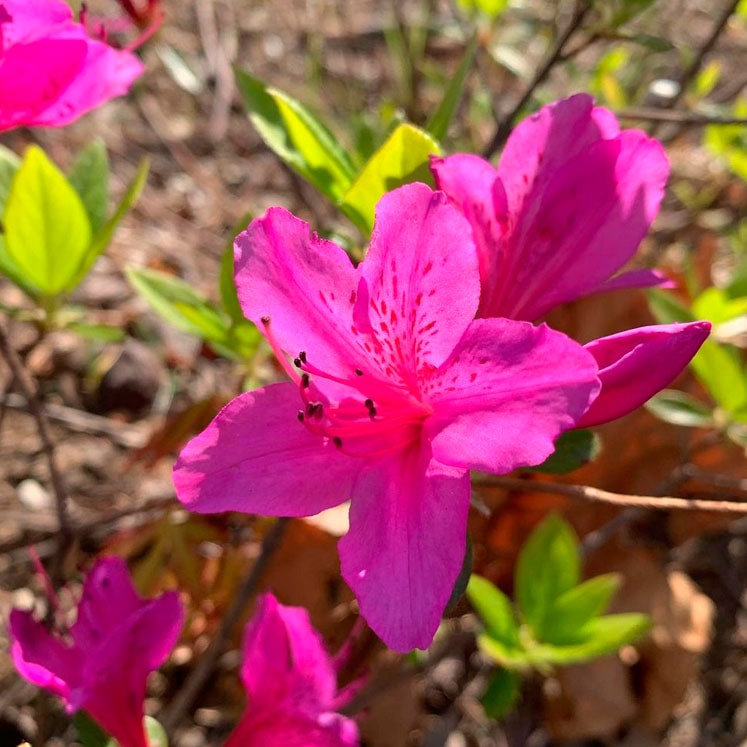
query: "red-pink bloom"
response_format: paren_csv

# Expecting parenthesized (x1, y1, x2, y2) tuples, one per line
(431, 94, 709, 424)
(173, 183, 600, 651)
(0, 0, 144, 132)
(9, 557, 183, 747)
(226, 593, 359, 747)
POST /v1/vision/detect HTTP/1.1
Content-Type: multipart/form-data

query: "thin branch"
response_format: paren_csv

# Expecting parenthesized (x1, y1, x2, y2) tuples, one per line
(0, 321, 73, 580)
(482, 0, 593, 158)
(652, 0, 741, 135)
(160, 517, 290, 733)
(477, 475, 747, 513)
(618, 108, 747, 126)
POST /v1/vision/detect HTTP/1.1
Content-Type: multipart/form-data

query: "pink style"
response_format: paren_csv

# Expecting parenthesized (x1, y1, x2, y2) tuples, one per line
(0, 0, 143, 132)
(226, 593, 359, 747)
(431, 94, 710, 427)
(9, 557, 183, 747)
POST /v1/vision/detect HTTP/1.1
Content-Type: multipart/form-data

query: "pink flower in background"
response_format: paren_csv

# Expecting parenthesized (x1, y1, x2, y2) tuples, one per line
(226, 593, 359, 747)
(0, 0, 144, 132)
(10, 557, 183, 747)
(431, 94, 710, 425)
(173, 182, 601, 651)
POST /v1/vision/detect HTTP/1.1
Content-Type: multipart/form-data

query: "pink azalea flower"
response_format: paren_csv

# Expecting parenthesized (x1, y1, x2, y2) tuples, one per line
(226, 593, 359, 747)
(173, 182, 601, 651)
(431, 94, 710, 424)
(0, 0, 144, 132)
(9, 556, 183, 747)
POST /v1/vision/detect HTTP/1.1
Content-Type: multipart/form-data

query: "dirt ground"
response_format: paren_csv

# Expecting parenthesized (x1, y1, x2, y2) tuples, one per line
(1, 1, 746, 745)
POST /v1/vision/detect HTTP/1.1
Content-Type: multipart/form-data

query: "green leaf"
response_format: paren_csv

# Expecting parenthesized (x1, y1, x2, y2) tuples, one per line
(467, 574, 520, 649)
(647, 289, 695, 325)
(693, 286, 747, 324)
(481, 668, 521, 720)
(532, 429, 600, 474)
(66, 158, 149, 292)
(515, 514, 580, 637)
(127, 266, 232, 348)
(4, 145, 92, 297)
(73, 712, 110, 747)
(340, 123, 441, 235)
(219, 212, 253, 323)
(531, 613, 651, 666)
(541, 574, 621, 644)
(624, 33, 674, 52)
(236, 69, 355, 202)
(446, 536, 473, 611)
(456, 0, 510, 20)
(144, 716, 168, 747)
(609, 0, 657, 27)
(645, 389, 715, 427)
(691, 340, 747, 414)
(68, 140, 110, 232)
(0, 144, 20, 212)
(427, 37, 477, 142)
(66, 321, 126, 342)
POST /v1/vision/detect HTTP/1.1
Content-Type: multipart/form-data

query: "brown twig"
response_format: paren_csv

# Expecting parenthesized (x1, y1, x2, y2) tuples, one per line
(0, 321, 73, 581)
(652, 0, 742, 136)
(618, 108, 747, 126)
(160, 517, 290, 733)
(482, 0, 593, 158)
(476, 475, 747, 514)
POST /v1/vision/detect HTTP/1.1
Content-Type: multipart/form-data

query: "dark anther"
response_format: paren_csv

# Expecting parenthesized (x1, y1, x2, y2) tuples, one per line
(333, 436, 343, 448)
(260, 315, 271, 325)
(355, 368, 363, 376)
(306, 402, 323, 419)
(298, 351, 307, 363)
(301, 373, 310, 388)
(365, 398, 377, 419)
(364, 398, 374, 409)
(297, 410, 305, 422)
(293, 357, 302, 368)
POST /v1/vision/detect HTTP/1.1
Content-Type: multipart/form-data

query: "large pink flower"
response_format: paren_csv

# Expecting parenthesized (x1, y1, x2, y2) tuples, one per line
(226, 593, 359, 747)
(431, 94, 709, 424)
(0, 0, 144, 132)
(9, 557, 183, 747)
(173, 183, 601, 651)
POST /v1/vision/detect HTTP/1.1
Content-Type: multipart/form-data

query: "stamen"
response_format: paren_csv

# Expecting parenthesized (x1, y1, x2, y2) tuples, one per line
(297, 411, 305, 422)
(355, 368, 363, 376)
(301, 373, 310, 388)
(333, 437, 343, 448)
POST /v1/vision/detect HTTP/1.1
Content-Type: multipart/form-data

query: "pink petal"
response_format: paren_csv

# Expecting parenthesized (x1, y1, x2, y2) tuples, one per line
(234, 208, 362, 382)
(173, 383, 361, 516)
(76, 591, 183, 747)
(9, 609, 80, 703)
(597, 267, 673, 293)
(0, 0, 73, 46)
(339, 443, 470, 652)
(497, 94, 619, 215)
(578, 321, 711, 428)
(355, 183, 480, 375)
(71, 557, 142, 649)
(227, 709, 357, 747)
(426, 319, 599, 473)
(0, 39, 86, 130)
(28, 29, 144, 127)
(240, 594, 337, 716)
(492, 132, 669, 320)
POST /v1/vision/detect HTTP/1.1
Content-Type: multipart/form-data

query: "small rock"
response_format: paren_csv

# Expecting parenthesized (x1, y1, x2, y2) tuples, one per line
(94, 339, 165, 414)
(16, 479, 52, 511)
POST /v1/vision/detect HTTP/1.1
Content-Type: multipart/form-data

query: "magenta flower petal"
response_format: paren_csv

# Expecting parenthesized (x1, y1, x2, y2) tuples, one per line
(0, 0, 143, 131)
(427, 319, 600, 473)
(234, 207, 361, 381)
(578, 321, 711, 428)
(9, 610, 81, 701)
(597, 267, 673, 293)
(173, 383, 361, 516)
(226, 593, 359, 747)
(9, 557, 183, 747)
(340, 445, 470, 652)
(432, 95, 669, 320)
(177, 183, 606, 650)
(356, 182, 480, 372)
